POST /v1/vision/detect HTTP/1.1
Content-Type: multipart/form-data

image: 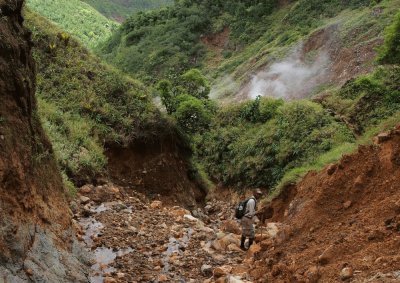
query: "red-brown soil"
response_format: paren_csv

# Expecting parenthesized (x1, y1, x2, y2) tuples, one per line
(201, 27, 231, 67)
(253, 127, 400, 282)
(106, 133, 206, 209)
(0, 1, 88, 280)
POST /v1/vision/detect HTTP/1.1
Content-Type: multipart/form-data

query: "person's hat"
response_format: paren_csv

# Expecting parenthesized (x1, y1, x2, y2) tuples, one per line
(253, 188, 263, 196)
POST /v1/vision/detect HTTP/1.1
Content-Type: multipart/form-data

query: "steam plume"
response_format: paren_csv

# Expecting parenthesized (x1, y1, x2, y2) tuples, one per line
(248, 47, 330, 100)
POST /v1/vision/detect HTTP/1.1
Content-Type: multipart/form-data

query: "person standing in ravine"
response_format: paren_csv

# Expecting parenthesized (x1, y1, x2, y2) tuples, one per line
(240, 188, 263, 251)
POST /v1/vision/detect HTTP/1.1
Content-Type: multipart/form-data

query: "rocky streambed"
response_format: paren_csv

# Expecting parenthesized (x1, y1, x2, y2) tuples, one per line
(70, 183, 277, 283)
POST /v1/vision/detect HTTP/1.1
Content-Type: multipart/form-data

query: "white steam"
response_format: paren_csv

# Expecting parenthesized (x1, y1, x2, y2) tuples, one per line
(248, 48, 330, 100)
(209, 75, 240, 100)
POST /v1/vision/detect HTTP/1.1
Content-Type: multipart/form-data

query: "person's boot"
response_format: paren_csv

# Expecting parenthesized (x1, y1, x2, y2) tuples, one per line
(240, 236, 246, 251)
(248, 238, 254, 249)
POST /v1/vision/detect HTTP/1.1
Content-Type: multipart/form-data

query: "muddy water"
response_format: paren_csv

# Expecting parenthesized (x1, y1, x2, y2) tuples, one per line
(80, 217, 104, 247)
(90, 247, 133, 283)
(161, 228, 194, 281)
(79, 203, 134, 283)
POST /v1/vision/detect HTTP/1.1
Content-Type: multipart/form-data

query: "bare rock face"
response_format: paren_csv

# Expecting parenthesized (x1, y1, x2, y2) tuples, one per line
(0, 0, 89, 281)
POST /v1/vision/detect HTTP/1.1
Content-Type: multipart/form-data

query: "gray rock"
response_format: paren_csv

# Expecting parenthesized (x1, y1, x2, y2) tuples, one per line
(0, 223, 89, 283)
(79, 196, 90, 204)
(204, 205, 213, 214)
(82, 204, 94, 217)
(70, 201, 79, 214)
(201, 264, 213, 277)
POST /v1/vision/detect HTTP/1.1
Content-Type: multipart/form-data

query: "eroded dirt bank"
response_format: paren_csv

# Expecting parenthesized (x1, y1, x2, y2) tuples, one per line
(254, 127, 400, 282)
(0, 1, 89, 281)
(106, 132, 206, 209)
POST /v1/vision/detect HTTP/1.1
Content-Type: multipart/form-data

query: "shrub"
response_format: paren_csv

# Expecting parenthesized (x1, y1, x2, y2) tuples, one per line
(174, 97, 212, 134)
(195, 100, 354, 188)
(156, 79, 175, 114)
(326, 66, 400, 133)
(180, 68, 211, 99)
(378, 11, 400, 64)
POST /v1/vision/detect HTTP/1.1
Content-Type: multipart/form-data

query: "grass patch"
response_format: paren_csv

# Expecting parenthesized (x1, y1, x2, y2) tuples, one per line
(357, 111, 400, 144)
(274, 142, 357, 192)
(26, 0, 119, 48)
(83, 0, 173, 21)
(272, 110, 400, 196)
(25, 9, 158, 184)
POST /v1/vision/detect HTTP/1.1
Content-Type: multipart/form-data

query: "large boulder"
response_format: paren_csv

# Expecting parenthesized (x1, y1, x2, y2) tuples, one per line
(221, 220, 241, 235)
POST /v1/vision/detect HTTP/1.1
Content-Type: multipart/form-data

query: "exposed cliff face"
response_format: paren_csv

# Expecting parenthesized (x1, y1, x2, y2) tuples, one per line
(0, 0, 89, 281)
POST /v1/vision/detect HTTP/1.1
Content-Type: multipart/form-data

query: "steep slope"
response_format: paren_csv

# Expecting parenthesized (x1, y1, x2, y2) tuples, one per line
(98, 0, 281, 81)
(195, 63, 400, 191)
(25, 9, 205, 207)
(83, 0, 173, 22)
(26, 0, 118, 48)
(161, 5, 400, 193)
(252, 127, 400, 282)
(97, 0, 398, 87)
(0, 0, 88, 281)
(25, 9, 156, 185)
(223, 0, 400, 101)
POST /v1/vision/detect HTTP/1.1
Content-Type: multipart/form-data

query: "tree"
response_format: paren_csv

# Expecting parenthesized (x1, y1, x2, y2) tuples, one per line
(241, 95, 261, 122)
(180, 68, 210, 99)
(156, 79, 175, 114)
(174, 96, 211, 133)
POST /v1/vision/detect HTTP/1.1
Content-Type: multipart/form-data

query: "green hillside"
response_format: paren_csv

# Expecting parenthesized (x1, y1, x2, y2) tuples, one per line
(24, 9, 159, 187)
(194, 67, 400, 191)
(97, 0, 280, 81)
(26, 0, 118, 48)
(97, 0, 385, 82)
(83, 0, 173, 22)
(26, 0, 400, 194)
(122, 1, 399, 192)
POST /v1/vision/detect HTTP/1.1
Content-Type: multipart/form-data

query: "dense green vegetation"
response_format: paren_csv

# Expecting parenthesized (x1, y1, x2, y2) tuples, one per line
(98, 0, 375, 81)
(155, 7, 400, 192)
(26, 0, 118, 48)
(210, 0, 400, 98)
(83, 0, 173, 22)
(194, 98, 354, 189)
(193, 64, 400, 191)
(322, 66, 400, 134)
(156, 68, 215, 133)
(98, 0, 279, 80)
(378, 10, 400, 64)
(25, 10, 158, 186)
(28, 0, 400, 195)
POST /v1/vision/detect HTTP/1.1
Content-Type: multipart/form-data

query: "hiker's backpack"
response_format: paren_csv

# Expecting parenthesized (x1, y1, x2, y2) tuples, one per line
(235, 197, 255, 219)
